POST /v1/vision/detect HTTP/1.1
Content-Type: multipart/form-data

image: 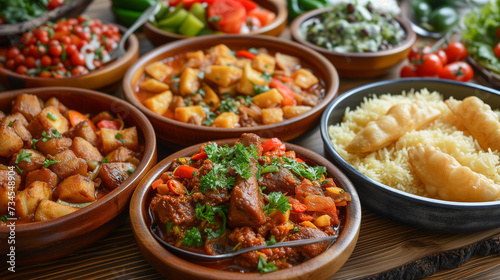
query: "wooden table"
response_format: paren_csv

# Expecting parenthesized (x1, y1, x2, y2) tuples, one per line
(2, 1, 500, 279)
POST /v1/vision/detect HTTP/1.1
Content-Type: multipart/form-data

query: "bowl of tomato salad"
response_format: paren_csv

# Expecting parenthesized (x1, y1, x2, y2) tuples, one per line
(143, 0, 287, 46)
(0, 15, 139, 92)
(130, 133, 361, 279)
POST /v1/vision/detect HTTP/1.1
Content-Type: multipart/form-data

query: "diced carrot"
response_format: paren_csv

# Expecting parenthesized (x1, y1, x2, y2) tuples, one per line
(151, 178, 164, 190)
(295, 212, 313, 221)
(292, 202, 307, 213)
(295, 158, 305, 163)
(269, 78, 294, 106)
(68, 110, 97, 131)
(262, 137, 286, 154)
(173, 165, 198, 179)
(191, 151, 208, 161)
(167, 179, 187, 195)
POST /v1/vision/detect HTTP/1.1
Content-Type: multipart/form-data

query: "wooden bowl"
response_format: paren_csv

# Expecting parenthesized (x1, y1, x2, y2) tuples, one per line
(0, 0, 94, 45)
(290, 7, 416, 78)
(320, 78, 500, 232)
(123, 35, 339, 146)
(130, 138, 361, 280)
(143, 0, 287, 46)
(0, 26, 139, 93)
(0, 87, 157, 265)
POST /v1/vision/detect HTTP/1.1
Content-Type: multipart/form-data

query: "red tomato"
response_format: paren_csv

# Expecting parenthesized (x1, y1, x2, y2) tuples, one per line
(14, 54, 25, 66)
(400, 64, 418, 77)
(436, 49, 448, 65)
(5, 59, 16, 70)
(40, 55, 52, 67)
(25, 56, 36, 68)
(208, 0, 246, 34)
(438, 61, 474, 82)
(39, 71, 52, 78)
(21, 32, 36, 46)
(416, 53, 443, 77)
(48, 0, 64, 10)
(77, 15, 88, 23)
(49, 44, 63, 57)
(262, 138, 286, 154)
(6, 47, 20, 60)
(16, 65, 27, 75)
(247, 7, 275, 26)
(408, 45, 431, 63)
(65, 44, 78, 56)
(70, 53, 85, 67)
(444, 41, 467, 62)
(234, 0, 258, 11)
(494, 42, 500, 60)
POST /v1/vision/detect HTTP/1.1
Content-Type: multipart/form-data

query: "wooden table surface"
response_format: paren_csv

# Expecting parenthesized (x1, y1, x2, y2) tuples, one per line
(2, 0, 500, 279)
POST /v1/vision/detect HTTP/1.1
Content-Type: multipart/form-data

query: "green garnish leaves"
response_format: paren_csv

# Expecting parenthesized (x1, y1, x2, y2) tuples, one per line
(115, 133, 125, 144)
(257, 255, 278, 273)
(293, 226, 299, 232)
(15, 149, 32, 164)
(208, 16, 221, 29)
(42, 158, 61, 168)
(254, 84, 270, 95)
(196, 203, 216, 223)
(219, 97, 240, 114)
(266, 235, 276, 246)
(248, 47, 259, 55)
(15, 165, 23, 174)
(263, 192, 291, 215)
(261, 71, 272, 82)
(200, 162, 235, 193)
(281, 157, 327, 181)
(165, 221, 174, 234)
(7, 121, 13, 127)
(127, 169, 135, 175)
(1, 214, 12, 222)
(46, 112, 57, 121)
(102, 158, 109, 163)
(182, 227, 203, 247)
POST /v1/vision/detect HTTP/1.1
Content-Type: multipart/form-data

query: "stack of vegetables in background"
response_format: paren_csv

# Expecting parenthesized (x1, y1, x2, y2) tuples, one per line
(111, 0, 157, 27)
(150, 0, 276, 36)
(287, 0, 329, 20)
(0, 0, 68, 24)
(410, 0, 459, 33)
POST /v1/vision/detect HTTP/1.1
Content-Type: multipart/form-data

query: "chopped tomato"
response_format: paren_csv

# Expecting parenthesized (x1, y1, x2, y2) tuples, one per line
(97, 120, 120, 130)
(207, 0, 246, 34)
(173, 165, 198, 178)
(262, 138, 286, 154)
(234, 0, 258, 11)
(303, 195, 336, 216)
(167, 179, 187, 195)
(292, 203, 307, 213)
(295, 158, 305, 163)
(247, 7, 275, 26)
(191, 151, 208, 160)
(235, 50, 256, 60)
(269, 78, 295, 106)
(151, 178, 164, 190)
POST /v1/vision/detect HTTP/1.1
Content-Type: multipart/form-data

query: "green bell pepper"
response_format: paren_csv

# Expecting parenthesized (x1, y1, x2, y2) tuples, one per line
(111, 0, 157, 27)
(287, 0, 329, 21)
(429, 6, 459, 32)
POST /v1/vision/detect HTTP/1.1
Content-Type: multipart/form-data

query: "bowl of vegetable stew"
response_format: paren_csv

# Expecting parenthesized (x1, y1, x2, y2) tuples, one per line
(123, 34, 339, 146)
(0, 87, 157, 265)
(143, 0, 287, 46)
(130, 133, 361, 279)
(290, 4, 416, 78)
(0, 16, 139, 92)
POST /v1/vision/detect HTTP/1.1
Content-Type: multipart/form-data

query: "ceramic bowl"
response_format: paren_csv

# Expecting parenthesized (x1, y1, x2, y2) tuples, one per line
(0, 26, 139, 93)
(290, 7, 416, 78)
(0, 0, 94, 45)
(143, 0, 287, 46)
(130, 138, 361, 280)
(123, 34, 339, 146)
(320, 78, 500, 232)
(0, 87, 157, 265)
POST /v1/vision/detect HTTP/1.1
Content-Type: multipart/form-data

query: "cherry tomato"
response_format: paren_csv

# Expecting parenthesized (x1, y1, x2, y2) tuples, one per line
(247, 7, 275, 26)
(436, 49, 448, 65)
(21, 32, 36, 46)
(16, 65, 28, 75)
(494, 42, 500, 60)
(54, 23, 69, 32)
(438, 61, 474, 82)
(70, 52, 86, 67)
(49, 44, 63, 57)
(34, 29, 49, 40)
(6, 47, 20, 60)
(416, 53, 443, 77)
(77, 31, 91, 42)
(207, 0, 246, 34)
(444, 41, 467, 62)
(41, 55, 52, 67)
(5, 59, 16, 70)
(400, 64, 418, 77)
(65, 44, 78, 56)
(59, 35, 72, 45)
(77, 15, 88, 23)
(48, 0, 64, 10)
(25, 56, 36, 68)
(39, 71, 52, 78)
(408, 45, 431, 63)
(14, 54, 25, 66)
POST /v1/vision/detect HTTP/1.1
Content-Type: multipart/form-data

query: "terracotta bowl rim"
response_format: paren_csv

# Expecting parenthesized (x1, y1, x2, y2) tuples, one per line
(123, 34, 339, 134)
(0, 26, 139, 83)
(143, 0, 287, 40)
(130, 138, 362, 279)
(0, 86, 156, 232)
(320, 77, 500, 208)
(290, 6, 417, 59)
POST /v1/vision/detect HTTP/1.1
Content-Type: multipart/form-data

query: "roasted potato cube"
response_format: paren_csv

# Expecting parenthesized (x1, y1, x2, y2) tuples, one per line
(71, 137, 103, 162)
(105, 147, 135, 163)
(49, 150, 87, 179)
(27, 106, 69, 137)
(253, 88, 283, 108)
(143, 90, 173, 115)
(202, 84, 220, 111)
(292, 68, 319, 89)
(0, 124, 23, 157)
(36, 137, 72, 156)
(44, 97, 68, 114)
(25, 167, 60, 189)
(145, 61, 173, 82)
(212, 112, 240, 128)
(14, 181, 52, 219)
(218, 84, 237, 96)
(210, 44, 237, 65)
(186, 50, 205, 60)
(204, 66, 242, 87)
(100, 127, 139, 155)
(34, 199, 77, 221)
(10, 148, 45, 174)
(252, 53, 276, 74)
(11, 120, 32, 142)
(99, 162, 136, 190)
(174, 106, 206, 123)
(234, 58, 252, 69)
(236, 64, 269, 96)
(54, 174, 96, 203)
(1, 112, 29, 127)
(276, 52, 300, 76)
(65, 121, 97, 146)
(0, 169, 21, 215)
(139, 78, 170, 93)
(262, 108, 283, 124)
(11, 94, 42, 122)
(180, 68, 201, 96)
(283, 105, 312, 119)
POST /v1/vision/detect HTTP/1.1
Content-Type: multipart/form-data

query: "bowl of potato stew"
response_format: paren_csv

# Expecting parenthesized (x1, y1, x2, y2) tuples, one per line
(123, 35, 339, 146)
(0, 87, 157, 265)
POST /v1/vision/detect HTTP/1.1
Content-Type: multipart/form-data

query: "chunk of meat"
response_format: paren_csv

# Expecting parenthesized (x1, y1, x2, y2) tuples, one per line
(150, 194, 197, 226)
(289, 225, 329, 259)
(25, 167, 60, 189)
(99, 162, 136, 190)
(48, 150, 87, 179)
(260, 167, 300, 195)
(35, 137, 72, 156)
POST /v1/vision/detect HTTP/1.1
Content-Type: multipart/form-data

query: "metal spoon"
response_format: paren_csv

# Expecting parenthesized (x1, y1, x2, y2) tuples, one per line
(108, 1, 161, 61)
(150, 222, 339, 262)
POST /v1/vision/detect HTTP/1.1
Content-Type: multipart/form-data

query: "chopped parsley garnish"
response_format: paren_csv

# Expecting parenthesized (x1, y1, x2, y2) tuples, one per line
(196, 203, 228, 240)
(254, 84, 270, 95)
(202, 106, 217, 126)
(42, 158, 61, 168)
(293, 226, 299, 232)
(171, 74, 180, 80)
(182, 227, 203, 247)
(219, 97, 240, 114)
(102, 158, 109, 163)
(263, 192, 291, 215)
(46, 112, 57, 121)
(15, 165, 23, 174)
(257, 255, 278, 273)
(15, 149, 32, 164)
(127, 169, 135, 175)
(281, 157, 327, 181)
(261, 71, 272, 82)
(199, 162, 235, 192)
(197, 72, 205, 80)
(236, 95, 253, 105)
(196, 87, 206, 97)
(165, 221, 174, 234)
(115, 133, 125, 144)
(248, 47, 259, 55)
(40, 130, 62, 143)
(7, 121, 13, 127)
(208, 16, 221, 28)
(266, 235, 276, 246)
(1, 214, 12, 222)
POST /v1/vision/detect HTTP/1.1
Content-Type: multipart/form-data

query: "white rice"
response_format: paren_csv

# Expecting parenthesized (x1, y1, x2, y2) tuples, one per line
(328, 88, 500, 199)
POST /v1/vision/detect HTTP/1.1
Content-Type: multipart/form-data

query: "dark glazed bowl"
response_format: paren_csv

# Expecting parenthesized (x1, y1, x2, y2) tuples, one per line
(143, 0, 287, 46)
(320, 78, 500, 232)
(130, 139, 361, 280)
(0, 87, 157, 265)
(290, 7, 416, 78)
(123, 35, 339, 146)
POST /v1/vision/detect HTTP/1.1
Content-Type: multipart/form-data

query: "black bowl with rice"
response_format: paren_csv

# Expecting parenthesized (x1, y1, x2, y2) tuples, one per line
(320, 78, 500, 232)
